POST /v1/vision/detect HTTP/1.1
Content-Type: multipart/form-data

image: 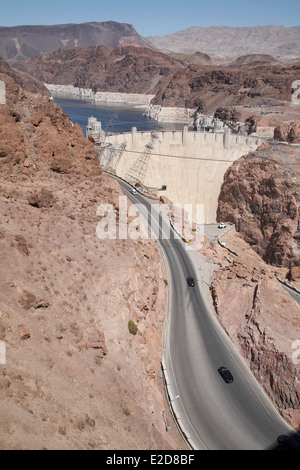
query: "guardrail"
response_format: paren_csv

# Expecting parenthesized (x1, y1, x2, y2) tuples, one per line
(161, 358, 198, 450)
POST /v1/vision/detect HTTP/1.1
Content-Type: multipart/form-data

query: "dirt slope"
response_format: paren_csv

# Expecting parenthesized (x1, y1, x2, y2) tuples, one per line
(0, 59, 185, 450)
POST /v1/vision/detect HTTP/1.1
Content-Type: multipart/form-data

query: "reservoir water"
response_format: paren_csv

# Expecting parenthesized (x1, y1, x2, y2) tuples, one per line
(53, 96, 185, 137)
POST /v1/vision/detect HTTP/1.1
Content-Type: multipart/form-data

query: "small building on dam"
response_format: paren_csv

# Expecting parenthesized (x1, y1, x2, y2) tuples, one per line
(89, 122, 265, 225)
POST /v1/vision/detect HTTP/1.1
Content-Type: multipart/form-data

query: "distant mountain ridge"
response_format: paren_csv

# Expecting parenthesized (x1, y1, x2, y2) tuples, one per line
(18, 44, 300, 115)
(0, 21, 158, 64)
(147, 25, 300, 64)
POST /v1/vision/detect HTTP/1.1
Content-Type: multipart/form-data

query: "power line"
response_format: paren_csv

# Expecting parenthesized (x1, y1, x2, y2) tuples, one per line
(105, 144, 300, 166)
(124, 132, 160, 187)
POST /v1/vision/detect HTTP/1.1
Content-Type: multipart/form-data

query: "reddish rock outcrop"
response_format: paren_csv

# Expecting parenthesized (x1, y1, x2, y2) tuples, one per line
(147, 25, 300, 65)
(28, 189, 56, 208)
(288, 267, 300, 282)
(19, 45, 185, 97)
(0, 58, 184, 450)
(208, 230, 300, 429)
(0, 21, 158, 65)
(274, 121, 300, 144)
(18, 45, 300, 115)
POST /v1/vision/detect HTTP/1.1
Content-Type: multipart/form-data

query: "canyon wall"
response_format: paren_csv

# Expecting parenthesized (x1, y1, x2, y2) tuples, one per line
(208, 230, 300, 430)
(217, 141, 300, 268)
(0, 58, 184, 450)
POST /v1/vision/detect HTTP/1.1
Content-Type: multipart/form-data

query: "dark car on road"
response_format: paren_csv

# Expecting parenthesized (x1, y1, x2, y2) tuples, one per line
(187, 277, 195, 287)
(218, 366, 234, 384)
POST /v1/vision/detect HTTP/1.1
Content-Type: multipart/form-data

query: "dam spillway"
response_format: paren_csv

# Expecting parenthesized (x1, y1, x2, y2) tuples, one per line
(99, 127, 265, 224)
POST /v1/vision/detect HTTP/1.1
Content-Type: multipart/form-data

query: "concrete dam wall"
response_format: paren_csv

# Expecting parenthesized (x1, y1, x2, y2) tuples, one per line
(101, 128, 265, 224)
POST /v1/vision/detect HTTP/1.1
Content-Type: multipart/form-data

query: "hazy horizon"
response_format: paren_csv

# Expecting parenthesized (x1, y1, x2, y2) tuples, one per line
(0, 0, 299, 37)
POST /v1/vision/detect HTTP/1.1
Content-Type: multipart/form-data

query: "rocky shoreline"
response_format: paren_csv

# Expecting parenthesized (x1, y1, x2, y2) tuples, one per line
(45, 84, 155, 107)
(46, 84, 198, 125)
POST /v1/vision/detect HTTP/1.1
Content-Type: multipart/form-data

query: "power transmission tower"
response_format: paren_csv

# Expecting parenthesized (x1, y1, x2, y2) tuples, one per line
(96, 112, 119, 163)
(101, 142, 127, 171)
(125, 131, 160, 188)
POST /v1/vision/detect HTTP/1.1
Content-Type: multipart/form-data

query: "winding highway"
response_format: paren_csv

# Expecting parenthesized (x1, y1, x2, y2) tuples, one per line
(116, 177, 296, 450)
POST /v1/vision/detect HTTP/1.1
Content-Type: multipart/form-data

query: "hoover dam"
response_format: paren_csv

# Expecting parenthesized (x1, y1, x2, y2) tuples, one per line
(97, 125, 266, 224)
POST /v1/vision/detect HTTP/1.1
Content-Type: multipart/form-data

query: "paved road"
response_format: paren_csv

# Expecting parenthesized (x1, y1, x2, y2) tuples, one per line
(279, 281, 300, 307)
(116, 178, 295, 450)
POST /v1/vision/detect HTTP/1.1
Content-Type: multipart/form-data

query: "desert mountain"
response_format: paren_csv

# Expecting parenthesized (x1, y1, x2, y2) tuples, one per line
(0, 21, 157, 65)
(230, 54, 284, 68)
(0, 56, 47, 96)
(18, 44, 300, 115)
(208, 225, 300, 430)
(147, 25, 300, 64)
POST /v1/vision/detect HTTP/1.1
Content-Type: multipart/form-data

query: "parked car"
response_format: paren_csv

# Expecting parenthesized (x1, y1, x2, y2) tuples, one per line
(218, 366, 234, 383)
(218, 223, 226, 229)
(187, 276, 195, 287)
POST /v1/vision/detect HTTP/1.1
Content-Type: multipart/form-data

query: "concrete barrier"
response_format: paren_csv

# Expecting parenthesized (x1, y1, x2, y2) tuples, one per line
(45, 84, 155, 105)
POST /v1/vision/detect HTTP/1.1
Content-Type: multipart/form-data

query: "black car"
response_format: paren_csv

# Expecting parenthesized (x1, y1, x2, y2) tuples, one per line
(218, 366, 234, 384)
(187, 277, 195, 287)
(277, 434, 300, 450)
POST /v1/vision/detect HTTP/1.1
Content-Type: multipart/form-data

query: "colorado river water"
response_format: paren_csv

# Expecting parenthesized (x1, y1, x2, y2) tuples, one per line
(53, 96, 185, 137)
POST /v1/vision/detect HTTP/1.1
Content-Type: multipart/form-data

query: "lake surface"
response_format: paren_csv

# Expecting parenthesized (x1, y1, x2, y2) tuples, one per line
(53, 97, 185, 137)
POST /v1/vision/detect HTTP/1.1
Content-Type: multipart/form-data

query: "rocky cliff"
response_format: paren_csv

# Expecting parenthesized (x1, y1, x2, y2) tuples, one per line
(147, 25, 300, 64)
(151, 65, 300, 112)
(274, 121, 300, 144)
(231, 54, 284, 68)
(18, 45, 185, 97)
(0, 60, 184, 449)
(215, 134, 300, 429)
(207, 231, 300, 430)
(0, 21, 157, 65)
(217, 141, 300, 268)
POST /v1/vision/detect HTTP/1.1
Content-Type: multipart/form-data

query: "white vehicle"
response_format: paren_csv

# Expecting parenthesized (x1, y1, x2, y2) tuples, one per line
(218, 222, 226, 229)
(130, 188, 138, 195)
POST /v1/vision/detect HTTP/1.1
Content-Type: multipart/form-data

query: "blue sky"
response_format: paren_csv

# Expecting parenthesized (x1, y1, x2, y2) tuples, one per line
(0, 0, 299, 36)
